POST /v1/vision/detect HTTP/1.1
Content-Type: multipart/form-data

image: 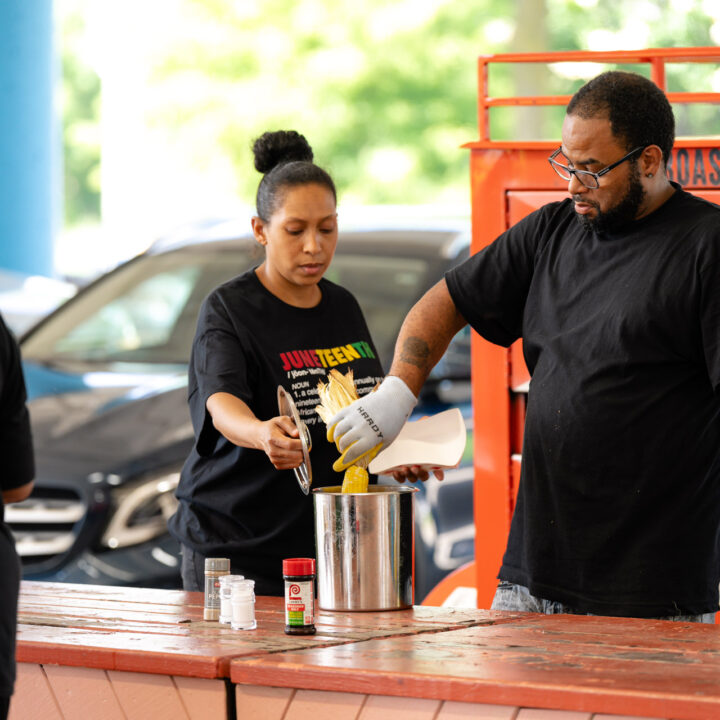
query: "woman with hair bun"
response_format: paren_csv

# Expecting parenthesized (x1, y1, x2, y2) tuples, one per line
(168, 131, 384, 595)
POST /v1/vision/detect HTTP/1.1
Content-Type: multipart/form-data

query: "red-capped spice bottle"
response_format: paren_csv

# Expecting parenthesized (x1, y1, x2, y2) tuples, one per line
(283, 557, 316, 635)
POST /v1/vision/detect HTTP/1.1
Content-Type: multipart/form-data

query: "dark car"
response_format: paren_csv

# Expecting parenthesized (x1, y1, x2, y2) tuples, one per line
(0, 268, 77, 337)
(9, 217, 474, 600)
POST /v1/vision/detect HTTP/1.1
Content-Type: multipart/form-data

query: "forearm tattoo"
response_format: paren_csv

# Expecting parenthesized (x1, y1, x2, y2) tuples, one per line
(400, 336, 431, 370)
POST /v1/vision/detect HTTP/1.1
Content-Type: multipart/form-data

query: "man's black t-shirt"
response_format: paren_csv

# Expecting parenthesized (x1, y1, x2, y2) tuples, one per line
(446, 186, 720, 617)
(167, 270, 384, 588)
(0, 315, 34, 698)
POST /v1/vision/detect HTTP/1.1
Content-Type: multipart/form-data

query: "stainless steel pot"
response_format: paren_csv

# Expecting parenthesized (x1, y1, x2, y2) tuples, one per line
(313, 485, 417, 611)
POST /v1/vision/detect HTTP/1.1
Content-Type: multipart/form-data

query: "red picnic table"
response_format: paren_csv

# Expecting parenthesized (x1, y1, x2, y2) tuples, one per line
(11, 581, 720, 720)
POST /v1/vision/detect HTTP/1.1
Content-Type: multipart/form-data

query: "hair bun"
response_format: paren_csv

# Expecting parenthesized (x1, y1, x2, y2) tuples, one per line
(252, 130, 314, 174)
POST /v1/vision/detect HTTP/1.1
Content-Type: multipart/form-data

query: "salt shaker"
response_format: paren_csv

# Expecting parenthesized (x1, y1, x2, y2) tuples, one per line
(231, 579, 256, 630)
(219, 574, 244, 624)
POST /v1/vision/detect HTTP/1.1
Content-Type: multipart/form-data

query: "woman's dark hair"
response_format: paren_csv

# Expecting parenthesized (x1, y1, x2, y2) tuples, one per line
(566, 71, 675, 166)
(253, 130, 337, 220)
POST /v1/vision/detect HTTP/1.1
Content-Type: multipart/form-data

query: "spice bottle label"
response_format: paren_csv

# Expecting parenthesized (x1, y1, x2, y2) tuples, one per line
(285, 580, 314, 626)
(205, 577, 221, 607)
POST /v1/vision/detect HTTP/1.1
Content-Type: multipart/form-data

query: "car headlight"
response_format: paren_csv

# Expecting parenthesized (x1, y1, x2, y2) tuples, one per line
(100, 471, 179, 549)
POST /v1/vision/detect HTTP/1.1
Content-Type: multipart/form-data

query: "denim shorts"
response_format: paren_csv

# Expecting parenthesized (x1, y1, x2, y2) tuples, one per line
(491, 580, 717, 623)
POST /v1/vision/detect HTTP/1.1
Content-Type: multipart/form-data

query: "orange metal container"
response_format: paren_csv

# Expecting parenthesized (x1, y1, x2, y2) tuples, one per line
(467, 48, 720, 610)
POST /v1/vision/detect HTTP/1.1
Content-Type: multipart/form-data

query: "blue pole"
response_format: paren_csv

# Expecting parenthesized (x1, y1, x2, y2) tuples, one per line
(0, 1, 57, 277)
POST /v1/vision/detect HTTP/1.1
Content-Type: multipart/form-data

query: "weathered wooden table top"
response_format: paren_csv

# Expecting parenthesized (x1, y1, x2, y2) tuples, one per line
(17, 581, 492, 677)
(17, 581, 720, 720)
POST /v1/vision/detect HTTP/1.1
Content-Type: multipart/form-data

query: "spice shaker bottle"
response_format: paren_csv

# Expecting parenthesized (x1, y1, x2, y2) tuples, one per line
(204, 557, 230, 620)
(283, 557, 316, 635)
(231, 579, 256, 630)
(219, 574, 245, 624)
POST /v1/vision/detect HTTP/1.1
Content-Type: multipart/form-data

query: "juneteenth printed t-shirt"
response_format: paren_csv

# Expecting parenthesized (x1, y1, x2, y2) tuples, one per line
(167, 269, 384, 587)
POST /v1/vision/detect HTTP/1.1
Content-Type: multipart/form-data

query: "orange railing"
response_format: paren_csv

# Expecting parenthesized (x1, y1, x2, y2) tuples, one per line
(477, 47, 720, 144)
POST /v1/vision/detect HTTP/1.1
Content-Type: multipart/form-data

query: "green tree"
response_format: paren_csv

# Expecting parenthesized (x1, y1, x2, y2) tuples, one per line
(59, 5, 101, 225)
(148, 0, 717, 206)
(59, 0, 720, 219)
(148, 0, 514, 206)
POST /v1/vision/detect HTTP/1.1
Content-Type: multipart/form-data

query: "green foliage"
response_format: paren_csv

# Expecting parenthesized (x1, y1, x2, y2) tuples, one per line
(59, 0, 720, 222)
(144, 0, 516, 207)
(60, 9, 101, 225)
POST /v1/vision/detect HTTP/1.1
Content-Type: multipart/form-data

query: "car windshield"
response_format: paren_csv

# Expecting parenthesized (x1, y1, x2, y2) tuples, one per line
(21, 244, 437, 370)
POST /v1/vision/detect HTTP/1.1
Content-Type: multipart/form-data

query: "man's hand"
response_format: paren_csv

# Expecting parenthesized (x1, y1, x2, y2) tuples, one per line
(391, 465, 445, 483)
(327, 376, 417, 471)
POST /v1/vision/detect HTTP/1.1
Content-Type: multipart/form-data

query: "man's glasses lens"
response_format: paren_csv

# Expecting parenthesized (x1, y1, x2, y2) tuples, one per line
(550, 152, 572, 179)
(549, 151, 599, 189)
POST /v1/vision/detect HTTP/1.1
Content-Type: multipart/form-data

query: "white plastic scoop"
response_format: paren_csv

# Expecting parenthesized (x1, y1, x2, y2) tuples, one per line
(368, 407, 467, 475)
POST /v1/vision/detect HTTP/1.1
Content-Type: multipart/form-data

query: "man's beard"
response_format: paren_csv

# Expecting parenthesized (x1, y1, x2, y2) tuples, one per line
(575, 162, 646, 234)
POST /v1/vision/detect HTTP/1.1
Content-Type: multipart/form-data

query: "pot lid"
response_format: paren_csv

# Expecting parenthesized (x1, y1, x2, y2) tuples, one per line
(277, 385, 312, 495)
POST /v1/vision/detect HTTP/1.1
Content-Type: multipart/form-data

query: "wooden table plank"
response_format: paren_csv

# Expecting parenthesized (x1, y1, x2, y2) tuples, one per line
(20, 580, 195, 606)
(230, 614, 720, 720)
(16, 581, 498, 679)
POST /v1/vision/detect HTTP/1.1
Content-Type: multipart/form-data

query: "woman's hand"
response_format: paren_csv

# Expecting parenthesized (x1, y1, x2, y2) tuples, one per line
(207, 392, 304, 469)
(391, 465, 445, 483)
(256, 416, 304, 470)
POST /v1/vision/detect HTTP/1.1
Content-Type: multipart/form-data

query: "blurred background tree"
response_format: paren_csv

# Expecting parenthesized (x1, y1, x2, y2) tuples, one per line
(57, 0, 720, 273)
(59, 2, 101, 226)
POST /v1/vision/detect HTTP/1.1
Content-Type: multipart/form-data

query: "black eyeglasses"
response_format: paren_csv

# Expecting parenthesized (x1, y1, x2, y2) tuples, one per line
(548, 146, 646, 189)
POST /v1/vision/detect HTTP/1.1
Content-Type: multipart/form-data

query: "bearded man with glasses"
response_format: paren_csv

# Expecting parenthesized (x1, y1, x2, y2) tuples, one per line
(327, 70, 720, 623)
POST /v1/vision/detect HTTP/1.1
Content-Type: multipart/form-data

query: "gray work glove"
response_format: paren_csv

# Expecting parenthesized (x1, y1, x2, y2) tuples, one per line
(327, 376, 417, 471)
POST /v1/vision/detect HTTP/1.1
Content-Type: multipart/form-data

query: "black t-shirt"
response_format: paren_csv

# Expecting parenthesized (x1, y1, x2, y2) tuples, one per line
(167, 270, 384, 587)
(446, 186, 720, 617)
(0, 315, 34, 697)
